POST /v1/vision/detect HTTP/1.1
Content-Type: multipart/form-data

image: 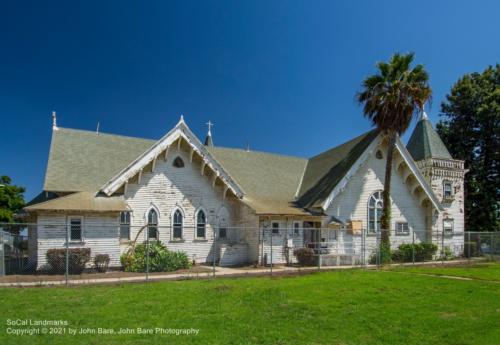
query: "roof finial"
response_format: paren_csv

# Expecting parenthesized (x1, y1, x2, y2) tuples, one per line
(204, 120, 214, 147)
(96, 121, 100, 134)
(246, 140, 250, 152)
(52, 111, 58, 130)
(421, 109, 429, 121)
(206, 120, 213, 136)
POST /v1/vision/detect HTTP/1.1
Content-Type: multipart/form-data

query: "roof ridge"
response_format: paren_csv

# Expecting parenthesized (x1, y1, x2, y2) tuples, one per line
(308, 129, 379, 160)
(56, 127, 156, 142)
(209, 146, 307, 161)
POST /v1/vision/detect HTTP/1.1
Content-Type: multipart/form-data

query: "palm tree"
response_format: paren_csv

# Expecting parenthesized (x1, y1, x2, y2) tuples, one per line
(357, 52, 431, 247)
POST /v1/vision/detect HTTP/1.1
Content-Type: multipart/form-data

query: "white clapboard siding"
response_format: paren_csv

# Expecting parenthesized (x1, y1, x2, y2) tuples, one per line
(326, 150, 428, 246)
(124, 147, 259, 264)
(36, 213, 121, 268)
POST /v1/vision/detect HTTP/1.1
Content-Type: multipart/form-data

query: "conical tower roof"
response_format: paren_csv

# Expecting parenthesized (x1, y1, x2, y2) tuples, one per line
(407, 112, 452, 161)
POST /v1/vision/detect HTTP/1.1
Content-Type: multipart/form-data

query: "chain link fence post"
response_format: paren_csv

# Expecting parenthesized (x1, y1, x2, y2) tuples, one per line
(412, 230, 415, 265)
(270, 228, 273, 275)
(145, 229, 149, 282)
(0, 230, 4, 277)
(65, 219, 69, 287)
(212, 227, 216, 278)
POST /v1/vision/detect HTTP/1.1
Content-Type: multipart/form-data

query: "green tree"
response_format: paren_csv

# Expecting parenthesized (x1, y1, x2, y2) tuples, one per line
(357, 53, 432, 246)
(0, 175, 26, 223)
(437, 64, 499, 231)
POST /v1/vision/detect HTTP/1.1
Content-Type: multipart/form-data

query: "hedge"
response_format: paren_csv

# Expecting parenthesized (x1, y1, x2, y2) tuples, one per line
(46, 248, 91, 274)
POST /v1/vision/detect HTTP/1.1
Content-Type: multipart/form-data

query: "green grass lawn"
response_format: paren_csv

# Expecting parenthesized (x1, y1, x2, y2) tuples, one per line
(1, 266, 499, 345)
(390, 261, 500, 281)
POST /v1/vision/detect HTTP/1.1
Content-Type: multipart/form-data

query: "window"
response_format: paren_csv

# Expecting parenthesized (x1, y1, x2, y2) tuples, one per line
(443, 181, 453, 199)
(68, 216, 83, 241)
(375, 150, 383, 159)
(120, 212, 131, 240)
(443, 219, 454, 235)
(272, 222, 280, 235)
(218, 227, 227, 239)
(147, 209, 158, 240)
(368, 191, 383, 234)
(395, 222, 409, 235)
(293, 222, 300, 236)
(173, 157, 185, 168)
(173, 209, 183, 239)
(196, 210, 206, 239)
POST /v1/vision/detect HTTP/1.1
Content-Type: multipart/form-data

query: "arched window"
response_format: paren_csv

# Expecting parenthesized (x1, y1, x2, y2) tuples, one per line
(173, 157, 185, 168)
(173, 209, 183, 239)
(368, 191, 383, 234)
(196, 210, 206, 239)
(147, 209, 158, 240)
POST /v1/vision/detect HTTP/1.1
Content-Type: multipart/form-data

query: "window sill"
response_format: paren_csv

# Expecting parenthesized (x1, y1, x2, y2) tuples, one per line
(120, 240, 132, 244)
(67, 241, 85, 245)
(193, 239, 208, 242)
(395, 232, 410, 236)
(170, 239, 185, 243)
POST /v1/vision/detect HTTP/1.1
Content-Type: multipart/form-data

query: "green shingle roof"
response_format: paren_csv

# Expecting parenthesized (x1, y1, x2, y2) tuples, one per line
(407, 118, 452, 161)
(207, 147, 308, 215)
(44, 128, 155, 192)
(296, 129, 380, 208)
(33, 126, 381, 214)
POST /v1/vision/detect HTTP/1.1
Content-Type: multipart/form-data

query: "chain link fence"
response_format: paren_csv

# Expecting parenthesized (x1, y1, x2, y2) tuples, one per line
(0, 222, 498, 286)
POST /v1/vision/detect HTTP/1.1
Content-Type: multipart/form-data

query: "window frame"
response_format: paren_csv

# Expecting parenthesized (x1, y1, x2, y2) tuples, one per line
(443, 218, 454, 235)
(195, 209, 207, 239)
(367, 191, 383, 234)
(293, 221, 301, 237)
(172, 156, 185, 168)
(147, 208, 159, 240)
(443, 181, 453, 199)
(67, 216, 84, 242)
(119, 211, 131, 241)
(271, 221, 280, 235)
(395, 221, 410, 236)
(172, 209, 183, 240)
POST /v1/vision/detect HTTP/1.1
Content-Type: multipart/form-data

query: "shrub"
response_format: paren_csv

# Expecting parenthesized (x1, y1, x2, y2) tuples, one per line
(46, 248, 91, 274)
(94, 254, 110, 273)
(464, 242, 478, 258)
(369, 242, 392, 265)
(293, 248, 315, 266)
(440, 247, 454, 261)
(391, 243, 438, 263)
(120, 242, 191, 272)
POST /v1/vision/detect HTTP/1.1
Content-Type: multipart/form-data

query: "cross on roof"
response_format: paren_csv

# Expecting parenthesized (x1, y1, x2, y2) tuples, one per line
(206, 120, 213, 136)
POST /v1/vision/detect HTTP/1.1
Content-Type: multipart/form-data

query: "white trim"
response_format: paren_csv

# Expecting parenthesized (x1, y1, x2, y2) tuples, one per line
(100, 118, 244, 198)
(67, 215, 84, 242)
(171, 207, 185, 240)
(144, 203, 161, 222)
(367, 190, 383, 234)
(320, 134, 443, 212)
(394, 137, 443, 211)
(194, 207, 207, 239)
(321, 134, 381, 210)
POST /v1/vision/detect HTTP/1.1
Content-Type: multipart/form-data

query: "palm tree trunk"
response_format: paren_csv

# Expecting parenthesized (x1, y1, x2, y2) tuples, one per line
(381, 132, 397, 246)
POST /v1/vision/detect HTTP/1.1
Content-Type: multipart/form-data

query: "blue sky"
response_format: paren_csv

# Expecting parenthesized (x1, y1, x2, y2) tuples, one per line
(1, 0, 499, 200)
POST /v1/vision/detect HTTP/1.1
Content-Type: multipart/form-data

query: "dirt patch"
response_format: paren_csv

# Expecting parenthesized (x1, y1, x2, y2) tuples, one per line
(0, 265, 212, 283)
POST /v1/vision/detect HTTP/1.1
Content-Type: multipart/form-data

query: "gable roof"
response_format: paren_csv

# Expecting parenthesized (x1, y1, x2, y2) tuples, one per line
(31, 120, 438, 215)
(407, 117, 452, 161)
(99, 117, 244, 198)
(296, 129, 380, 208)
(207, 147, 308, 215)
(44, 127, 155, 192)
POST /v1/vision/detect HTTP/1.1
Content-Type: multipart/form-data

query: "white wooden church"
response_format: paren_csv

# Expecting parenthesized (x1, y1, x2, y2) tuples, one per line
(25, 112, 466, 267)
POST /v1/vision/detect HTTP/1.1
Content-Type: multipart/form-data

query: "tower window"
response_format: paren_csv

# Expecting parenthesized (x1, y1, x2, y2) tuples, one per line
(443, 181, 453, 199)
